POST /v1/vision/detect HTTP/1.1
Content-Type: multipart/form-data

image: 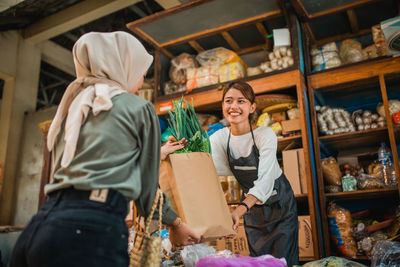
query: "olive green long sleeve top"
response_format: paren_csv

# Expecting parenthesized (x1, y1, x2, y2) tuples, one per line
(45, 93, 178, 225)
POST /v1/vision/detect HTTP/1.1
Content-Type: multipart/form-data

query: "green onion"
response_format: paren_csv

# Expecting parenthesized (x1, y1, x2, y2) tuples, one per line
(167, 97, 211, 153)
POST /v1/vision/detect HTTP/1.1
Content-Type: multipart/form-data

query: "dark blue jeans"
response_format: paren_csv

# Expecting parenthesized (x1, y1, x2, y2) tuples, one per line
(9, 187, 129, 267)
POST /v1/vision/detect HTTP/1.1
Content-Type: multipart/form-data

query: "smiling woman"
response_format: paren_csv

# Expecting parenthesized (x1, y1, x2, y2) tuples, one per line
(210, 81, 299, 266)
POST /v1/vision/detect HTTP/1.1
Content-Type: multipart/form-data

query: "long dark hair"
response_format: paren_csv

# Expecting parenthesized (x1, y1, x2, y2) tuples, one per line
(222, 81, 257, 123)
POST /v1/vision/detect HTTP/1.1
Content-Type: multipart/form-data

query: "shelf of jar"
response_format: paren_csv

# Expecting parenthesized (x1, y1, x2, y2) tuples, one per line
(325, 187, 399, 200)
(318, 127, 389, 152)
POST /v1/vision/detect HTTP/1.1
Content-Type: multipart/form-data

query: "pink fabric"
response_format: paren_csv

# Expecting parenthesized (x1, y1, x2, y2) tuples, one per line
(195, 254, 287, 267)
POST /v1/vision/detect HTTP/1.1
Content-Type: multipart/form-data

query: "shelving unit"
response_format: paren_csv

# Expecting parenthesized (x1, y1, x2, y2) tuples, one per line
(126, 0, 322, 260)
(307, 56, 400, 258)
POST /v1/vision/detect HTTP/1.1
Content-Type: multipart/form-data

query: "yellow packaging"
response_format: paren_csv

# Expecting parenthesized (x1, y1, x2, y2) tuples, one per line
(219, 62, 246, 83)
(256, 112, 270, 127)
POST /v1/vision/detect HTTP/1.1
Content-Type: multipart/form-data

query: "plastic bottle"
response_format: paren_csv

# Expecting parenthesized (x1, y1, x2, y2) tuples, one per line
(377, 142, 397, 186)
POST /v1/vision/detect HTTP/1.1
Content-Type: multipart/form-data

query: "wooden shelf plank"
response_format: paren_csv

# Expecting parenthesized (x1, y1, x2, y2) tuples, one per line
(326, 187, 398, 200)
(154, 69, 300, 114)
(308, 57, 400, 89)
(318, 127, 389, 152)
(277, 135, 302, 152)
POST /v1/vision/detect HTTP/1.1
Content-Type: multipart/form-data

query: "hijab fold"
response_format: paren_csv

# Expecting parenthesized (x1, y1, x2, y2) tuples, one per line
(47, 31, 153, 167)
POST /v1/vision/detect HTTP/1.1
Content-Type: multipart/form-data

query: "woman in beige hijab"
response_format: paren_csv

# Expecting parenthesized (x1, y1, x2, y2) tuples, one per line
(10, 31, 200, 267)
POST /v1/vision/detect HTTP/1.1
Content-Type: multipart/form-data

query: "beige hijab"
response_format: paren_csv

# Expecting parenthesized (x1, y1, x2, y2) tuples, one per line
(47, 31, 153, 167)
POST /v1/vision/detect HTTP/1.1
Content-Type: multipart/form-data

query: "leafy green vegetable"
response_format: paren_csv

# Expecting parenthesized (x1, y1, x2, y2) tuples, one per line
(167, 98, 211, 153)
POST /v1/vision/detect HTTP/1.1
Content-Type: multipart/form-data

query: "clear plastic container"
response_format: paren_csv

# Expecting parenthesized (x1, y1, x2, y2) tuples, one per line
(377, 142, 397, 186)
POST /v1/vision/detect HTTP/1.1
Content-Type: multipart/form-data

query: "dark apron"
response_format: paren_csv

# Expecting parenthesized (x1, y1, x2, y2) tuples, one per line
(227, 128, 299, 266)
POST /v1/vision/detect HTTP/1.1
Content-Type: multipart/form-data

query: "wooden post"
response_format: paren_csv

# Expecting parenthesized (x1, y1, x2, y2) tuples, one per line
(38, 120, 53, 210)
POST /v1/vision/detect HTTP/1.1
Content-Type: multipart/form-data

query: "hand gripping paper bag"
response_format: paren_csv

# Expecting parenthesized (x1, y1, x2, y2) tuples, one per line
(159, 152, 236, 240)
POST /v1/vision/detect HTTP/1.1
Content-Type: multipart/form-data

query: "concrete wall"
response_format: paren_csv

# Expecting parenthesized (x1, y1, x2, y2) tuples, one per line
(0, 30, 41, 224)
(12, 107, 56, 226)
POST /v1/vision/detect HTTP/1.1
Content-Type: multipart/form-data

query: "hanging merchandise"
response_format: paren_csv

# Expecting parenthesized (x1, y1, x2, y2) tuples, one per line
(327, 202, 358, 257)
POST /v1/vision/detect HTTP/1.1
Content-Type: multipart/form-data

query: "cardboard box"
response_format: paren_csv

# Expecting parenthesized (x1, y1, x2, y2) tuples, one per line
(298, 215, 314, 258)
(283, 149, 302, 194)
(214, 223, 250, 256)
(283, 148, 307, 194)
(281, 119, 301, 135)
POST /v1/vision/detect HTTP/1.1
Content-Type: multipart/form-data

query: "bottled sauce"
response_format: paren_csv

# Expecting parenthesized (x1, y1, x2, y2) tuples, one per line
(377, 142, 397, 186)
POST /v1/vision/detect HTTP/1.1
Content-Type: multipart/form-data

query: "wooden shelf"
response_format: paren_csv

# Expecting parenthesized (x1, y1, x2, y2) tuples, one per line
(325, 187, 398, 200)
(154, 70, 300, 114)
(308, 57, 400, 90)
(318, 127, 389, 152)
(277, 135, 302, 152)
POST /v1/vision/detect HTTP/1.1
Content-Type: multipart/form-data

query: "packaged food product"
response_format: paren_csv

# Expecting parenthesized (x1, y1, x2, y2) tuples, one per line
(342, 174, 357, 192)
(269, 122, 282, 136)
(246, 66, 263, 76)
(163, 81, 187, 95)
(196, 47, 246, 68)
(393, 112, 400, 125)
(339, 39, 364, 64)
(362, 44, 379, 59)
(186, 65, 219, 92)
(256, 112, 270, 127)
(372, 24, 388, 56)
(311, 42, 342, 71)
(287, 107, 300, 120)
(321, 157, 343, 186)
(327, 202, 358, 257)
(219, 62, 246, 83)
(169, 53, 199, 85)
(357, 173, 385, 190)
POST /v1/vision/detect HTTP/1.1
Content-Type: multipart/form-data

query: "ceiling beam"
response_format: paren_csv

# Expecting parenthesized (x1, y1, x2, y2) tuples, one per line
(39, 41, 75, 77)
(221, 31, 240, 52)
(188, 41, 204, 53)
(308, 0, 383, 20)
(128, 5, 147, 17)
(346, 9, 359, 33)
(23, 0, 141, 44)
(0, 0, 24, 13)
(155, 0, 182, 10)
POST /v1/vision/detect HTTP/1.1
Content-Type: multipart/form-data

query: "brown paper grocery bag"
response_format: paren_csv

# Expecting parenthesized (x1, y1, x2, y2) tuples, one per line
(159, 152, 236, 240)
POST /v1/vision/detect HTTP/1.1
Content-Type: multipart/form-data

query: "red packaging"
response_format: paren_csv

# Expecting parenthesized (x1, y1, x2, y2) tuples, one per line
(393, 112, 400, 125)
